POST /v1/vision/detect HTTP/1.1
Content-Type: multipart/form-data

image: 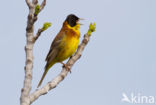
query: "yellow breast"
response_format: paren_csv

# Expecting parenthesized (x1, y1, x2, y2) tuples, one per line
(56, 22, 80, 62)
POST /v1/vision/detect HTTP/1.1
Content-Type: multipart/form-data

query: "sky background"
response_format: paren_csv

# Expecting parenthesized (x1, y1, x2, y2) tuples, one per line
(0, 0, 156, 105)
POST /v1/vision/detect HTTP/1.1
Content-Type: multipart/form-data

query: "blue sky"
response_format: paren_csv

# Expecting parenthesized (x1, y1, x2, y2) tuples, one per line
(0, 0, 156, 105)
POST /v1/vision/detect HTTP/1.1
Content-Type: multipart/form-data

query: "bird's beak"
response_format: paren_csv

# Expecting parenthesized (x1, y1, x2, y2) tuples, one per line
(79, 18, 85, 20)
(79, 23, 83, 25)
(78, 18, 85, 25)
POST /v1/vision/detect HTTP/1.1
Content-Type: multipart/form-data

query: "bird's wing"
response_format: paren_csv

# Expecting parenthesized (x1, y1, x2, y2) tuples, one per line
(45, 31, 66, 62)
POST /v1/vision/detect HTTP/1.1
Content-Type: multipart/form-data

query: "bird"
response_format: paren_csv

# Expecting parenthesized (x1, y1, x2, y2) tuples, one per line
(37, 14, 82, 87)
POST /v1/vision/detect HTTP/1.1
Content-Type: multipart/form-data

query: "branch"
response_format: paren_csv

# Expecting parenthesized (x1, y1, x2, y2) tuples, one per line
(29, 22, 96, 103)
(20, 7, 34, 105)
(40, 0, 46, 11)
(20, 0, 48, 105)
(33, 0, 46, 23)
(32, 0, 38, 5)
(34, 22, 51, 42)
(34, 29, 43, 41)
(25, 0, 33, 8)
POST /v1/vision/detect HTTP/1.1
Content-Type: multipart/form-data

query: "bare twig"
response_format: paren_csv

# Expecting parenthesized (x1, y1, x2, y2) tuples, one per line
(29, 34, 91, 103)
(32, 0, 38, 5)
(25, 0, 33, 8)
(34, 29, 43, 41)
(40, 0, 46, 11)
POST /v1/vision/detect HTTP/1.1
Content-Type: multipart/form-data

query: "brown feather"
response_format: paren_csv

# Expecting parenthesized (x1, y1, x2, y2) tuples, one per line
(45, 30, 66, 61)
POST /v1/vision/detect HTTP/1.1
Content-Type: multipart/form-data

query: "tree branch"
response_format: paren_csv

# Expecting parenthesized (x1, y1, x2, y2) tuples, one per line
(20, 9, 34, 105)
(20, 0, 48, 105)
(40, 0, 46, 11)
(25, 0, 33, 8)
(34, 22, 51, 42)
(32, 0, 38, 5)
(34, 29, 43, 41)
(29, 33, 92, 103)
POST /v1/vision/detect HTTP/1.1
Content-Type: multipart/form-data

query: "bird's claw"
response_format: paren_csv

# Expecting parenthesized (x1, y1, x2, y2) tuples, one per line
(61, 62, 71, 73)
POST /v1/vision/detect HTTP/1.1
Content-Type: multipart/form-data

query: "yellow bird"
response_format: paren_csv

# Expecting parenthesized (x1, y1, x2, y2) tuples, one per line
(37, 14, 81, 87)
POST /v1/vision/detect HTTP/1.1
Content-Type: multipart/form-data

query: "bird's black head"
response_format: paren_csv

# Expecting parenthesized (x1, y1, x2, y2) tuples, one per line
(65, 14, 79, 27)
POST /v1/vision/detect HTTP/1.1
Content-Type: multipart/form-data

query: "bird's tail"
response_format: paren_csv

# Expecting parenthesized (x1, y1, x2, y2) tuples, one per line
(37, 62, 55, 88)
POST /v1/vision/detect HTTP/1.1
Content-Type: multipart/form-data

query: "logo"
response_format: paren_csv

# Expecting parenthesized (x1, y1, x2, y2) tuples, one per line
(121, 92, 155, 104)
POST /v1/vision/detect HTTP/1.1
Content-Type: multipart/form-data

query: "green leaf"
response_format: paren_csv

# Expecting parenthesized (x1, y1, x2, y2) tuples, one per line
(42, 22, 52, 31)
(87, 22, 96, 36)
(34, 4, 40, 15)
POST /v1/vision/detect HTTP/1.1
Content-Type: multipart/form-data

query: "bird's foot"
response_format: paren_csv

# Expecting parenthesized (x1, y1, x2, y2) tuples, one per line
(70, 56, 73, 59)
(60, 62, 71, 73)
